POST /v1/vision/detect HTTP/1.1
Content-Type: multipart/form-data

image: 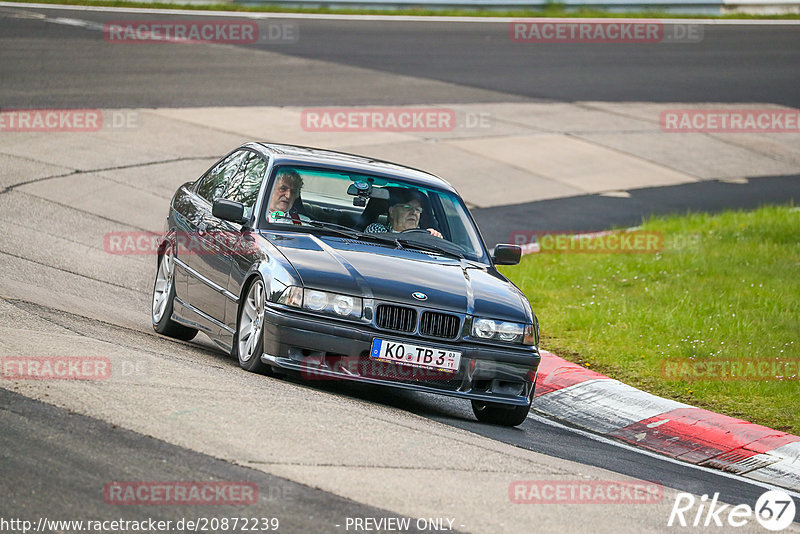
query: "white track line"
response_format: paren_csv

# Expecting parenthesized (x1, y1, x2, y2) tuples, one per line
(527, 411, 800, 499)
(2, 1, 800, 24)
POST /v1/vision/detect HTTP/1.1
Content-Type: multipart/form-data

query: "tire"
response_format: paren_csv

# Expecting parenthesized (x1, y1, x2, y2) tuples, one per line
(235, 277, 272, 374)
(471, 397, 532, 427)
(152, 244, 198, 341)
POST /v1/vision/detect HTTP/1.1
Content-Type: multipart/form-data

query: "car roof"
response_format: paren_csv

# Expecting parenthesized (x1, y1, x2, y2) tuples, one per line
(249, 142, 457, 193)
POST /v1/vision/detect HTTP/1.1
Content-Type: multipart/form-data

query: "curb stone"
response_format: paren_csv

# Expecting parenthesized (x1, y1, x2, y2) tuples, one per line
(533, 350, 800, 492)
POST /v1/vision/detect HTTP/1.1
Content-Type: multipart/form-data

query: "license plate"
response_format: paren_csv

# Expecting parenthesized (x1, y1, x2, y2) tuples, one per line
(370, 339, 461, 373)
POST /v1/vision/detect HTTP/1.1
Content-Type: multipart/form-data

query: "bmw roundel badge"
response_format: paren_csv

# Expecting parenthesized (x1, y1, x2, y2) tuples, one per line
(412, 292, 427, 301)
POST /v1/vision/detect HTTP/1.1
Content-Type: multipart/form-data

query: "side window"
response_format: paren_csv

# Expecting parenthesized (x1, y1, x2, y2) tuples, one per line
(224, 152, 267, 219)
(196, 151, 247, 204)
(439, 195, 469, 246)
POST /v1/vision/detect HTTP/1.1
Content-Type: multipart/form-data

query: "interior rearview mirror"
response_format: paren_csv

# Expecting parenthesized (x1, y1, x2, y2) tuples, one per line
(347, 183, 390, 200)
(370, 188, 390, 200)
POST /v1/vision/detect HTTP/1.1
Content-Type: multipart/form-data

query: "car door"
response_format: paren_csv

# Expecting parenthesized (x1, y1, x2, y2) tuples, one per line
(181, 150, 248, 324)
(211, 151, 269, 331)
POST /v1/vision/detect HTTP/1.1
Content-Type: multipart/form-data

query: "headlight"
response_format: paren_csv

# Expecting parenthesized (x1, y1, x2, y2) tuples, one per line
(498, 322, 523, 342)
(471, 318, 533, 345)
(278, 286, 362, 319)
(305, 290, 328, 311)
(304, 289, 362, 319)
(332, 295, 355, 316)
(473, 318, 496, 339)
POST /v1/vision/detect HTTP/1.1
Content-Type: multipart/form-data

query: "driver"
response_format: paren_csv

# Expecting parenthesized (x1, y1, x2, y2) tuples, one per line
(365, 189, 442, 238)
(267, 168, 310, 224)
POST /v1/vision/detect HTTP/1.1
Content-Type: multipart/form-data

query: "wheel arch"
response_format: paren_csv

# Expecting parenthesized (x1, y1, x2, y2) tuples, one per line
(156, 232, 174, 266)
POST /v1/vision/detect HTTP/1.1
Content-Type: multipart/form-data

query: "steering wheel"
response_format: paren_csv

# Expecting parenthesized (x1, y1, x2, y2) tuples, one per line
(401, 228, 443, 239)
(401, 229, 433, 235)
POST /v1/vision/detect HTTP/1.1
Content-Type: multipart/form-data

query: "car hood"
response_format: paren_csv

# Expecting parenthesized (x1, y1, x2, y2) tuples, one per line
(264, 232, 529, 322)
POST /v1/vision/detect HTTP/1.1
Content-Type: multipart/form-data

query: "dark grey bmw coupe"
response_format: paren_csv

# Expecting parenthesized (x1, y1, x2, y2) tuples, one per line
(152, 143, 540, 426)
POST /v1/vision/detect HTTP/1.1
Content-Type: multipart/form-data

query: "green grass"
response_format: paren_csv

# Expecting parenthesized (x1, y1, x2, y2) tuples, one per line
(7, 0, 800, 19)
(502, 204, 800, 434)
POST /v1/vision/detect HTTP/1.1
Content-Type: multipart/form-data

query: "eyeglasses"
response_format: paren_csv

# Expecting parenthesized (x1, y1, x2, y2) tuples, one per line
(397, 204, 423, 214)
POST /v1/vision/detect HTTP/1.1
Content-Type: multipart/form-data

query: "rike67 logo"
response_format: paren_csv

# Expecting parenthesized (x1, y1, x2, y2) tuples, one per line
(668, 490, 797, 531)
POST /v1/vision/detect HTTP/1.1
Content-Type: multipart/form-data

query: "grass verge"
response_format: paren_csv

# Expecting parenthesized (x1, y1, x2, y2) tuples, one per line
(502, 204, 800, 434)
(5, 0, 800, 19)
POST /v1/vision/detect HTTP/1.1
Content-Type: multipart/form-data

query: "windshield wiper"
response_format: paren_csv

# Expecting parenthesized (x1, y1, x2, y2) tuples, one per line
(269, 214, 401, 246)
(307, 219, 402, 245)
(394, 238, 464, 260)
(308, 219, 464, 259)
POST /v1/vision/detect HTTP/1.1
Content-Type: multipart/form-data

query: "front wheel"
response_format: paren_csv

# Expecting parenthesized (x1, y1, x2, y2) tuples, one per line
(236, 278, 271, 374)
(152, 245, 198, 341)
(471, 398, 531, 427)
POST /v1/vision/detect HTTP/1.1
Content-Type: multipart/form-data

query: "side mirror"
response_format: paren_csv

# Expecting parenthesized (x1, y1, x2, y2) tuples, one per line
(212, 199, 246, 224)
(493, 244, 522, 265)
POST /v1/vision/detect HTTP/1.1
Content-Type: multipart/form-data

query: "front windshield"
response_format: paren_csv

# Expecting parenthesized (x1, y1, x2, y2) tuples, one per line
(260, 165, 488, 263)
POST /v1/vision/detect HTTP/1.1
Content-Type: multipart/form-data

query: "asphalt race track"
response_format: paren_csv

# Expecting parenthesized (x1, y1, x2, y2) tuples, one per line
(1, 5, 799, 533)
(1, 7, 800, 108)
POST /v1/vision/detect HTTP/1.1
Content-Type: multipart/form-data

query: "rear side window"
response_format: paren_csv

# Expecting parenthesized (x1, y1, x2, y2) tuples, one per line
(224, 152, 268, 219)
(196, 151, 247, 203)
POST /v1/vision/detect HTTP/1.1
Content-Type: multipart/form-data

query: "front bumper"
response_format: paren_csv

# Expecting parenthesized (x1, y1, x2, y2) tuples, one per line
(260, 305, 540, 406)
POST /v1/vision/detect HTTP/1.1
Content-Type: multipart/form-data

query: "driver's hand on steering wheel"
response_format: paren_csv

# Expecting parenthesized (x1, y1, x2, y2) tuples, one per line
(426, 228, 443, 238)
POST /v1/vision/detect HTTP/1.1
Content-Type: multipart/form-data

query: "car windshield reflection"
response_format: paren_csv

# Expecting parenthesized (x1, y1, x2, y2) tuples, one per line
(261, 166, 488, 263)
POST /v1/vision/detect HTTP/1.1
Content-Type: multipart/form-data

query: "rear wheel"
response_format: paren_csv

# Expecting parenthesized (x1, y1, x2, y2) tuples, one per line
(471, 397, 532, 427)
(236, 278, 271, 374)
(152, 245, 198, 341)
